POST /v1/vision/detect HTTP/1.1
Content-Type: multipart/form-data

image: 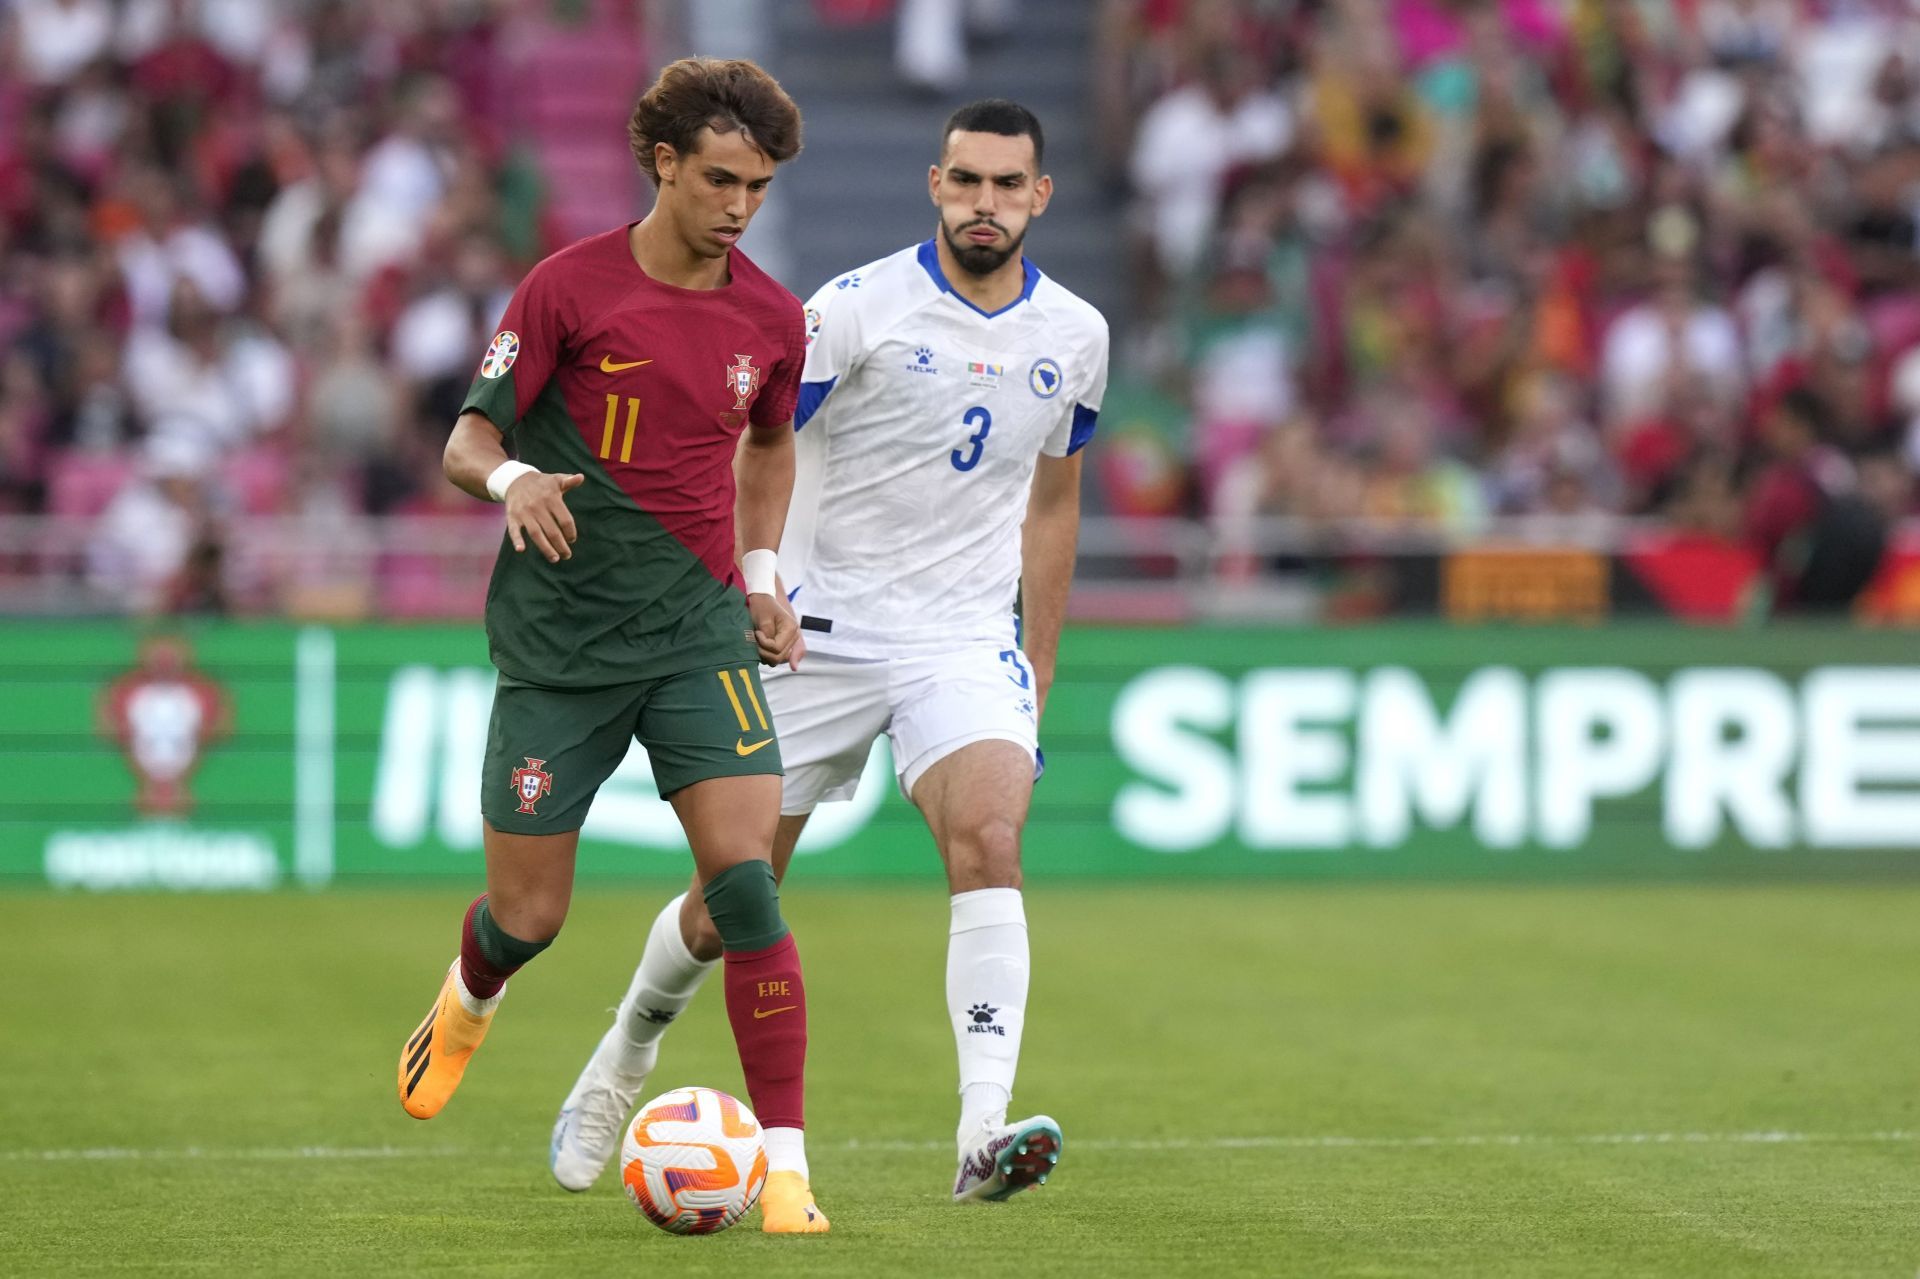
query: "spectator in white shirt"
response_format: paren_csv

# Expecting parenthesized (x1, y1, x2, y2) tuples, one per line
(1130, 44, 1293, 281)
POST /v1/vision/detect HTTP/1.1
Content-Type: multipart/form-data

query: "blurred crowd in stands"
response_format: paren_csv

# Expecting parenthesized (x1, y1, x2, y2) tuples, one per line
(5, 0, 1920, 619)
(1094, 0, 1920, 606)
(0, 0, 653, 614)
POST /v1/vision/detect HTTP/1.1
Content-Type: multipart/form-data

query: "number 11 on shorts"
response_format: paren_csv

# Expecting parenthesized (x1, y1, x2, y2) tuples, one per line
(718, 668, 770, 732)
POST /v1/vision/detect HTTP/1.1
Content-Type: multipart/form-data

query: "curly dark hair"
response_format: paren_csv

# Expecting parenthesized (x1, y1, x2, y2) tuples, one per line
(627, 57, 802, 186)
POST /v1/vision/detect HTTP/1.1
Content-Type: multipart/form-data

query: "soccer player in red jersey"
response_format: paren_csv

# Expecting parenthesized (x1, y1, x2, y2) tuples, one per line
(394, 57, 828, 1233)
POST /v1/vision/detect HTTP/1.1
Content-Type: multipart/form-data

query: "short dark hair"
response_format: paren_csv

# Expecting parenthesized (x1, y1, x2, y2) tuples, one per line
(628, 57, 803, 186)
(940, 98, 1043, 170)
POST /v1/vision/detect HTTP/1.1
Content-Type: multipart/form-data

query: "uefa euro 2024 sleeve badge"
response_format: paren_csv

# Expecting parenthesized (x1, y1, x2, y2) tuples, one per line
(510, 757, 552, 815)
(480, 330, 519, 379)
(727, 353, 762, 410)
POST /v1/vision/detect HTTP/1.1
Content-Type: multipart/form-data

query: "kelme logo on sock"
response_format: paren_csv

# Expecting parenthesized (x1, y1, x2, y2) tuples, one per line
(967, 1004, 1005, 1036)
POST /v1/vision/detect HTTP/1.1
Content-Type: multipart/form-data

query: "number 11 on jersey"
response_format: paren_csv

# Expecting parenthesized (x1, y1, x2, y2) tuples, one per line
(600, 393, 641, 463)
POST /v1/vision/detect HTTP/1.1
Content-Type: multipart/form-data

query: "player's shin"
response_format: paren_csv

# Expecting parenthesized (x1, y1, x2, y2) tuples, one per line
(550, 895, 711, 1191)
(399, 894, 550, 1119)
(705, 860, 827, 1232)
(948, 888, 1029, 1148)
(704, 861, 808, 1150)
(460, 893, 552, 1005)
(612, 892, 718, 1074)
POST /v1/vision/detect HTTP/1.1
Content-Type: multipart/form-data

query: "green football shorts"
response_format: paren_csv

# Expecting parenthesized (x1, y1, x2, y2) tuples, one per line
(481, 660, 783, 836)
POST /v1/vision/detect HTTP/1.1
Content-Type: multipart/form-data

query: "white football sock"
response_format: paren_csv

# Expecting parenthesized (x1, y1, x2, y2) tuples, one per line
(763, 1125, 809, 1179)
(453, 964, 503, 1018)
(947, 887, 1028, 1148)
(960, 1082, 1011, 1134)
(611, 893, 718, 1077)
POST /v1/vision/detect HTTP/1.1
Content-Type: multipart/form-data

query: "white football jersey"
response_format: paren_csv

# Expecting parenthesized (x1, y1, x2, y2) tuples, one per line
(780, 240, 1108, 657)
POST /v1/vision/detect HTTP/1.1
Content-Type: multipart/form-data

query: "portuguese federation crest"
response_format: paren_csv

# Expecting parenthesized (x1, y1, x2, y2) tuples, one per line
(510, 757, 553, 815)
(727, 353, 762, 409)
(99, 635, 231, 818)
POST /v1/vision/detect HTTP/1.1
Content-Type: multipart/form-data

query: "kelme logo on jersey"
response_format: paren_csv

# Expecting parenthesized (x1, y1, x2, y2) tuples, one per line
(727, 353, 762, 409)
(480, 331, 520, 379)
(510, 757, 552, 815)
(1029, 358, 1063, 399)
(907, 346, 939, 375)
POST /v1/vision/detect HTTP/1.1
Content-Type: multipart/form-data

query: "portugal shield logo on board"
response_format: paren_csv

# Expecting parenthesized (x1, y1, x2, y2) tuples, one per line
(99, 635, 231, 818)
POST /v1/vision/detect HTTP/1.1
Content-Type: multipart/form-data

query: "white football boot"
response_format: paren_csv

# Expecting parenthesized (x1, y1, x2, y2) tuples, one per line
(549, 1025, 653, 1192)
(952, 1115, 1063, 1202)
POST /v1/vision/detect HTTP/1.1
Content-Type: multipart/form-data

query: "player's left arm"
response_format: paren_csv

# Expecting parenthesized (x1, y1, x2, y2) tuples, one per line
(734, 295, 812, 669)
(1025, 313, 1108, 721)
(1020, 449, 1083, 723)
(735, 418, 802, 668)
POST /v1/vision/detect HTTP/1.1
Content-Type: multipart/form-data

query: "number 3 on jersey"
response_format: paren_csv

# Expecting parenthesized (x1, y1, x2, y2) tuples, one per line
(950, 406, 991, 472)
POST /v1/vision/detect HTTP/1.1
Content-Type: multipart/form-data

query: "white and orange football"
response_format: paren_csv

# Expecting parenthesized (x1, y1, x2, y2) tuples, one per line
(619, 1086, 768, 1235)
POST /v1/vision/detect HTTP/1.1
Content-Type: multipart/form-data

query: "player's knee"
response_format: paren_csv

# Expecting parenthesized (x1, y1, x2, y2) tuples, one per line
(521, 908, 568, 944)
(702, 860, 789, 952)
(951, 815, 1022, 887)
(979, 813, 1023, 865)
(490, 893, 568, 944)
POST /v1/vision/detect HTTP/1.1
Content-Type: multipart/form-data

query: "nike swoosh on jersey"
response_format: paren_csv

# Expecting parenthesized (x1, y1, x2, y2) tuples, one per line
(599, 355, 652, 372)
(736, 737, 775, 756)
(753, 1005, 797, 1019)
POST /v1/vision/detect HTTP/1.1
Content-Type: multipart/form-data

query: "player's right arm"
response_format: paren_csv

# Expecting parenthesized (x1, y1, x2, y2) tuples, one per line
(450, 257, 585, 562)
(443, 410, 584, 563)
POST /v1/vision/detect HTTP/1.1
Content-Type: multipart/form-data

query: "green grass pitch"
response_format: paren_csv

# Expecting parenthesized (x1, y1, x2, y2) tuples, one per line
(4, 883, 1917, 1276)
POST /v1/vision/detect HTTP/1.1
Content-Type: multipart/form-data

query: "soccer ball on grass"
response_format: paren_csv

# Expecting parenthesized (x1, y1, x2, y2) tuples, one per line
(620, 1086, 767, 1234)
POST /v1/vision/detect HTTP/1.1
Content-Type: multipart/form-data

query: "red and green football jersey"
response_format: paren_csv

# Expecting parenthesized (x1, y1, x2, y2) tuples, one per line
(461, 225, 804, 686)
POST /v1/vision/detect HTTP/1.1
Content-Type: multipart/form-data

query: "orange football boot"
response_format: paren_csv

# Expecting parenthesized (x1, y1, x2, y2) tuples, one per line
(398, 961, 496, 1120)
(760, 1170, 830, 1233)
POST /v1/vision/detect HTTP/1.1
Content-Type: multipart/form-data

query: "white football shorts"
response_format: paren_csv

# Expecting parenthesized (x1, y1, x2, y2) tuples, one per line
(761, 645, 1041, 815)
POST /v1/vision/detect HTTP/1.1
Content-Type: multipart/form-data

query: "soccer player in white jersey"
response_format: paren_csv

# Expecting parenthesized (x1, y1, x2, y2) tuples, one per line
(549, 99, 1107, 1204)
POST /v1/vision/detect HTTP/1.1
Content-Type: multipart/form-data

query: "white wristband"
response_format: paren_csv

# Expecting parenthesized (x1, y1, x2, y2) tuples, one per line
(485, 460, 538, 502)
(742, 548, 779, 597)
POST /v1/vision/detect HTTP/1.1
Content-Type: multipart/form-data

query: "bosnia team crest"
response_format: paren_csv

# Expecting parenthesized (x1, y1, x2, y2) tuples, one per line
(1029, 357, 1063, 399)
(510, 757, 552, 815)
(727, 353, 762, 409)
(481, 330, 520, 379)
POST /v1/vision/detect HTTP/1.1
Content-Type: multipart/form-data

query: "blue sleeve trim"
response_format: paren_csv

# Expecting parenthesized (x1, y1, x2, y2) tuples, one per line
(795, 376, 837, 430)
(1066, 403, 1098, 454)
